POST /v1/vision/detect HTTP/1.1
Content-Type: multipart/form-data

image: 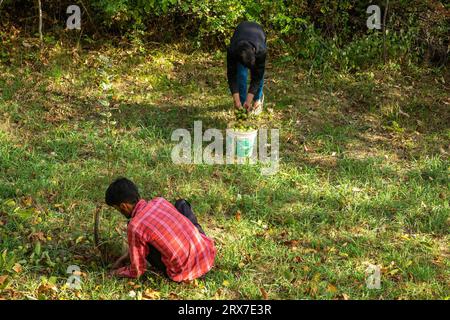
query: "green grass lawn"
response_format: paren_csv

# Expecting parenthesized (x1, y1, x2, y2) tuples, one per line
(0, 39, 449, 300)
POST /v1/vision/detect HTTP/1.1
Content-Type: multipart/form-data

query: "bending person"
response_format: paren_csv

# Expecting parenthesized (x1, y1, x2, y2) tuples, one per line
(227, 21, 267, 114)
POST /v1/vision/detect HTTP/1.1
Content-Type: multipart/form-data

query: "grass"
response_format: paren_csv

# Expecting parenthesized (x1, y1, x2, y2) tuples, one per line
(0, 36, 449, 300)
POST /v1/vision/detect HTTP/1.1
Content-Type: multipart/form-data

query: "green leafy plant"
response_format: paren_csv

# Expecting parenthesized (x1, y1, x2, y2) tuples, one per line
(97, 55, 118, 176)
(0, 249, 17, 273)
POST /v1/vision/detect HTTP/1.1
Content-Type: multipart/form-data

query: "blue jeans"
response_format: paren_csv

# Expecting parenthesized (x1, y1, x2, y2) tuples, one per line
(237, 63, 264, 105)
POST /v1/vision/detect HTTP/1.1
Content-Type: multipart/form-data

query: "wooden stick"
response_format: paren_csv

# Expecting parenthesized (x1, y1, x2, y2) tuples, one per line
(383, 0, 390, 64)
(37, 0, 43, 43)
(94, 205, 102, 248)
(78, 0, 96, 29)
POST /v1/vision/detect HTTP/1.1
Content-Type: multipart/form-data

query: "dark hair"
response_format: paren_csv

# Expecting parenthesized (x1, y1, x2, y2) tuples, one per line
(237, 41, 256, 68)
(105, 177, 141, 206)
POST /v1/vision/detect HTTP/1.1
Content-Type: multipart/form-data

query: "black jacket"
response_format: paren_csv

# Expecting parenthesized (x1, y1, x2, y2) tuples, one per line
(227, 21, 267, 95)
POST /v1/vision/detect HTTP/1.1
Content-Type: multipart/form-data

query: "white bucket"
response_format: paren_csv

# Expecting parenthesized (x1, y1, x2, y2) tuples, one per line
(226, 128, 258, 159)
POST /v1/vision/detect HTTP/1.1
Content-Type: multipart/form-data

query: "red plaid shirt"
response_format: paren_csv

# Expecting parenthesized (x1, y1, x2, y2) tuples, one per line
(116, 198, 216, 282)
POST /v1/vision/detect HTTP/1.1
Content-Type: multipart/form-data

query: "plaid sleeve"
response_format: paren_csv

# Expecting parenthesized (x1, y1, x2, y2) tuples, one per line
(116, 224, 149, 278)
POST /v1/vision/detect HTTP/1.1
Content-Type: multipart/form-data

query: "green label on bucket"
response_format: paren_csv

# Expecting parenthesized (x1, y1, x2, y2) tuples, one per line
(236, 138, 255, 157)
(226, 130, 257, 159)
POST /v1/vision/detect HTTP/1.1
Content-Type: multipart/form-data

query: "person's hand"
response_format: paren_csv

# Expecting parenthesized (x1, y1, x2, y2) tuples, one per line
(111, 260, 123, 270)
(111, 252, 129, 270)
(244, 93, 254, 111)
(233, 93, 242, 109)
(109, 269, 119, 277)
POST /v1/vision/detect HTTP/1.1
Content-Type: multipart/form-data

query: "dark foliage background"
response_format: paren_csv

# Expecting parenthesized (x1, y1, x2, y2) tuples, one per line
(1, 1, 449, 69)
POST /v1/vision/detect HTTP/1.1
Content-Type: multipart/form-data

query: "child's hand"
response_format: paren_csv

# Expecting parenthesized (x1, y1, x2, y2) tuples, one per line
(109, 269, 119, 277)
(111, 260, 122, 270)
(111, 252, 129, 270)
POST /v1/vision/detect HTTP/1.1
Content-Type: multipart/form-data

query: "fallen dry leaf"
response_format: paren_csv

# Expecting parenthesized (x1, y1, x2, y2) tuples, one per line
(182, 278, 198, 286)
(260, 287, 268, 300)
(37, 283, 58, 295)
(22, 196, 33, 207)
(12, 263, 22, 273)
(214, 288, 223, 299)
(127, 281, 141, 289)
(168, 292, 180, 300)
(28, 232, 46, 242)
(303, 248, 318, 254)
(326, 284, 337, 294)
(0, 275, 8, 285)
(283, 239, 300, 248)
(72, 271, 87, 278)
(143, 288, 160, 300)
(235, 210, 242, 221)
